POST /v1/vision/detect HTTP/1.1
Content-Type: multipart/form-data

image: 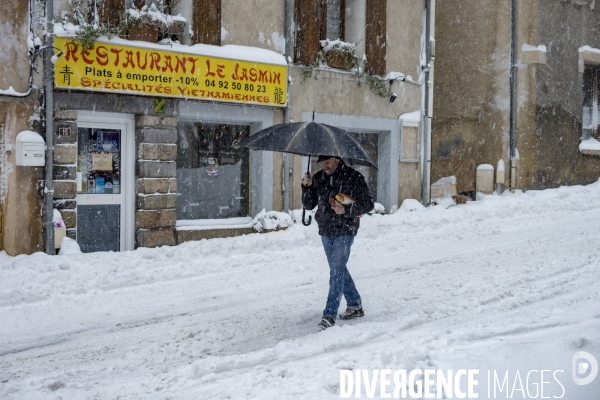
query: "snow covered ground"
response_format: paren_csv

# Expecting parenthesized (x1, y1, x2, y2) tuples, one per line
(1, 183, 599, 399)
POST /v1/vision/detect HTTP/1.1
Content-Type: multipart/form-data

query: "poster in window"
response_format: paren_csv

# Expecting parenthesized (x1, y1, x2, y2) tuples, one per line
(96, 130, 120, 153)
(92, 153, 113, 170)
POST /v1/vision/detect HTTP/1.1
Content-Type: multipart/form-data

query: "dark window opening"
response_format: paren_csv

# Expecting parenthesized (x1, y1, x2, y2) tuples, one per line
(308, 131, 378, 201)
(351, 132, 378, 200)
(325, 0, 346, 41)
(583, 64, 600, 140)
(176, 122, 250, 220)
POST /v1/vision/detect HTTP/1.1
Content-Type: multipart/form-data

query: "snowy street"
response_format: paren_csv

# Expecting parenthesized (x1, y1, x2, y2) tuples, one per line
(1, 184, 600, 399)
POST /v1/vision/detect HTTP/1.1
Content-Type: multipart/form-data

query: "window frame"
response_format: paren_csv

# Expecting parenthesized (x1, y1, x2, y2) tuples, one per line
(295, 0, 389, 68)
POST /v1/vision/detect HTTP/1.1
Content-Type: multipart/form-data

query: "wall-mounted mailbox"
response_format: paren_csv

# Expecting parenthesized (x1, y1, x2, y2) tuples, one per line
(16, 130, 45, 167)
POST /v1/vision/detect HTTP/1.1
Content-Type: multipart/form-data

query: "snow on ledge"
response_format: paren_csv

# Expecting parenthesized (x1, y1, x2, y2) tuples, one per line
(578, 45, 600, 73)
(54, 23, 287, 66)
(579, 45, 600, 54)
(522, 44, 547, 64)
(0, 86, 31, 97)
(399, 111, 421, 123)
(522, 43, 547, 53)
(579, 137, 600, 155)
(176, 217, 253, 231)
(385, 71, 405, 81)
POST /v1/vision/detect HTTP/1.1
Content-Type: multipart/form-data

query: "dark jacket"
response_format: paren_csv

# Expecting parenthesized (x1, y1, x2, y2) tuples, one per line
(302, 161, 374, 237)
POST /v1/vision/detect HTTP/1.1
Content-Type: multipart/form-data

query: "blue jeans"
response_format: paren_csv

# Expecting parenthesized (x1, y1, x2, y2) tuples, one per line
(321, 235, 362, 320)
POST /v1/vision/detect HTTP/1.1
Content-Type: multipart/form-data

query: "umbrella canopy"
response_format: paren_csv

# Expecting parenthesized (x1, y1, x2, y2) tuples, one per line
(235, 122, 377, 169)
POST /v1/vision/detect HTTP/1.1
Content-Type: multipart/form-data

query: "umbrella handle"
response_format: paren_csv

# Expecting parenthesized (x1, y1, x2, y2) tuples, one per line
(301, 155, 312, 226)
(302, 208, 312, 226)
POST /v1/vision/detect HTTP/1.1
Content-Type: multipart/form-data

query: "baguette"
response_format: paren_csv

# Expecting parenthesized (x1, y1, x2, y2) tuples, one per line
(329, 193, 355, 206)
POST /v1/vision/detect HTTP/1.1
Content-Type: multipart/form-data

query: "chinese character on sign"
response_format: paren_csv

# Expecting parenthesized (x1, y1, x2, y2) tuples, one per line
(60, 66, 74, 85)
(274, 88, 285, 105)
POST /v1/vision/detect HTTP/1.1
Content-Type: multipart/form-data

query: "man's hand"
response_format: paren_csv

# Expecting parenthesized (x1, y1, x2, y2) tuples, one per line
(302, 173, 312, 187)
(331, 200, 346, 215)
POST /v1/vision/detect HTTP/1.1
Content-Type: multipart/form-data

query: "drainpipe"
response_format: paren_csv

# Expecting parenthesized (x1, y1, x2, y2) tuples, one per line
(44, 0, 55, 254)
(509, 0, 518, 192)
(421, 0, 433, 206)
(283, 0, 292, 212)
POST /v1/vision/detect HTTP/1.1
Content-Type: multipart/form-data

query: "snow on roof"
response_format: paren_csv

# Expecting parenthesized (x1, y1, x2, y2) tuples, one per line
(53, 24, 287, 67)
(399, 111, 421, 123)
(16, 130, 44, 143)
(477, 164, 494, 170)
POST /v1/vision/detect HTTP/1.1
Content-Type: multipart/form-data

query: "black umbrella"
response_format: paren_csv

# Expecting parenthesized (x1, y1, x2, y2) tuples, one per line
(235, 121, 377, 226)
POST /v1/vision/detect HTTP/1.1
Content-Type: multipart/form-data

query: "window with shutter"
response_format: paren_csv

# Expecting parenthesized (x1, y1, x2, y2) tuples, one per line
(295, 0, 348, 65)
(97, 0, 126, 26)
(583, 64, 600, 140)
(193, 0, 221, 46)
(365, 0, 386, 76)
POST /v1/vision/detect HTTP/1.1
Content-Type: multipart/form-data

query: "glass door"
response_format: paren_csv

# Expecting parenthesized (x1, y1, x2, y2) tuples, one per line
(75, 113, 134, 253)
(76, 128, 122, 252)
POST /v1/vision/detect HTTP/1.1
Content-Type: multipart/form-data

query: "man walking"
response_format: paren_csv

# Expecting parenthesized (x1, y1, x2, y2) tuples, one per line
(301, 155, 374, 330)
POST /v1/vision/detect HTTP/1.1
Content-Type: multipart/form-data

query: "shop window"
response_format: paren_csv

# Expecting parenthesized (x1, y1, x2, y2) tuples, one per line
(192, 0, 221, 46)
(176, 122, 250, 220)
(401, 123, 420, 162)
(365, 0, 387, 76)
(583, 63, 600, 140)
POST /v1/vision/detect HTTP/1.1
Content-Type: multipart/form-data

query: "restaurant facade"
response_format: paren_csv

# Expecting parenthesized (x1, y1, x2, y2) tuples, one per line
(0, 0, 431, 255)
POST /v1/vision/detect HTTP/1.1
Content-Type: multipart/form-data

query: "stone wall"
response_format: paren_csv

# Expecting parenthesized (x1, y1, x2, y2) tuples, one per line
(0, 99, 44, 256)
(53, 110, 78, 239)
(135, 115, 178, 248)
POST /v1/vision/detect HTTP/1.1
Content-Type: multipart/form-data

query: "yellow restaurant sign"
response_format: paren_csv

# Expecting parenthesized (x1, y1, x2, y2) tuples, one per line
(54, 37, 287, 107)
